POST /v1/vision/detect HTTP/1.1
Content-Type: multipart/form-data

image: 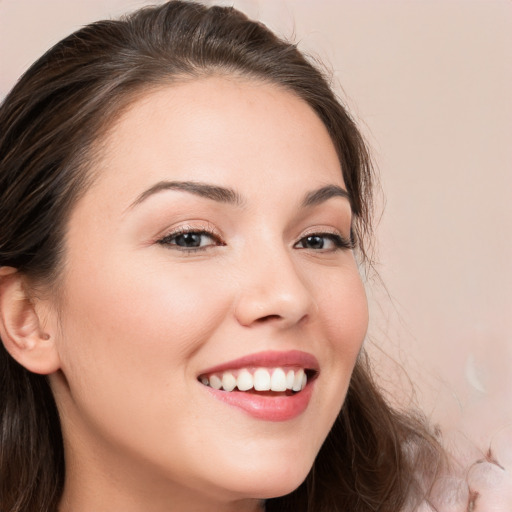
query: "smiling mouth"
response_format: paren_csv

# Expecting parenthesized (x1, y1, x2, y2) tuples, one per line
(198, 367, 317, 394)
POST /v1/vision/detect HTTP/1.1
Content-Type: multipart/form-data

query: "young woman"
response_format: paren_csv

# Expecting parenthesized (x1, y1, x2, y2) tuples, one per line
(0, 2, 444, 511)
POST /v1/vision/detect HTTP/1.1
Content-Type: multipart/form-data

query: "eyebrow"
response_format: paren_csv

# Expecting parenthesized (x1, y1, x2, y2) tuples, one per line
(128, 180, 245, 210)
(301, 184, 351, 208)
(128, 180, 350, 211)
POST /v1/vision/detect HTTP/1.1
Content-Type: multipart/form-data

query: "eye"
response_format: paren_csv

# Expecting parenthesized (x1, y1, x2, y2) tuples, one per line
(294, 233, 354, 251)
(157, 228, 224, 251)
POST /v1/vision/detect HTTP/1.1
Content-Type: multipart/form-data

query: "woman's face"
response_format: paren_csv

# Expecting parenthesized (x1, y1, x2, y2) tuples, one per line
(48, 77, 368, 511)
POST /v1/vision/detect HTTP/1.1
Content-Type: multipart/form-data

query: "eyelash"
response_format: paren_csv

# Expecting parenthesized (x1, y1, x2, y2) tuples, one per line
(294, 231, 355, 251)
(157, 226, 224, 253)
(157, 227, 354, 253)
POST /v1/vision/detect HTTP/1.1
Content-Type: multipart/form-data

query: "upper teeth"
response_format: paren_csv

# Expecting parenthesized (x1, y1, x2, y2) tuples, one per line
(201, 367, 308, 393)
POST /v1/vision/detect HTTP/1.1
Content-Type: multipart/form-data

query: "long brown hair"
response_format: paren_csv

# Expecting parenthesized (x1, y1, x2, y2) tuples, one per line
(0, 2, 443, 511)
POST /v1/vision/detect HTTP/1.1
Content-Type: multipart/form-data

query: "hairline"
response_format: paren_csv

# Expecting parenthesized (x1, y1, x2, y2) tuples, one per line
(42, 69, 349, 298)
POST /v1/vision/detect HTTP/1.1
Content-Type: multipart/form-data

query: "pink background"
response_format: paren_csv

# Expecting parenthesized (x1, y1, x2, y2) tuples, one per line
(1, 0, 511, 467)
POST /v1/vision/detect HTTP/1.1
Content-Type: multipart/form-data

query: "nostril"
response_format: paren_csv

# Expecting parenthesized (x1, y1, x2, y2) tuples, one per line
(234, 281, 313, 327)
(255, 314, 282, 323)
(255, 313, 310, 326)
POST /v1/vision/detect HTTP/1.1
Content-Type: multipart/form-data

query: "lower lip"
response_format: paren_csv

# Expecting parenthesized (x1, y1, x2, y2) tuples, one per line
(203, 381, 315, 422)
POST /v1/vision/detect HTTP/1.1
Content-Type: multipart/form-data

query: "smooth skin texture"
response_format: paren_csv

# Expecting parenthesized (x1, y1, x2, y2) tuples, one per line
(30, 77, 368, 511)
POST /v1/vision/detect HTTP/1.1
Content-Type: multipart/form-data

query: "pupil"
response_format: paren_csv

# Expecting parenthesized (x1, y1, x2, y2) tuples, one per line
(176, 233, 201, 247)
(306, 236, 324, 249)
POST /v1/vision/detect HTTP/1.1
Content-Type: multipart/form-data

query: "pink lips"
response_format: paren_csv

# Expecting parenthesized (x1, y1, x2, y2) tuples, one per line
(199, 350, 319, 422)
(199, 350, 319, 375)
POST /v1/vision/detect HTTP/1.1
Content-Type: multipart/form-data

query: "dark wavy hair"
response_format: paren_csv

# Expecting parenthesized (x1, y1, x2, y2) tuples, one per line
(0, 2, 443, 511)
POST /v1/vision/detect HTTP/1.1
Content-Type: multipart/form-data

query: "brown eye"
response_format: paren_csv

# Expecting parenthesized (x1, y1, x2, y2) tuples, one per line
(158, 230, 222, 251)
(174, 233, 205, 248)
(294, 233, 353, 251)
(299, 235, 325, 250)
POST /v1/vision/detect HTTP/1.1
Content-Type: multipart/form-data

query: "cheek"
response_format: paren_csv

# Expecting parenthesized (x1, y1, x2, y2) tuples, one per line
(55, 258, 232, 416)
(311, 265, 368, 417)
(316, 265, 368, 355)
(52, 257, 238, 479)
(61, 257, 228, 352)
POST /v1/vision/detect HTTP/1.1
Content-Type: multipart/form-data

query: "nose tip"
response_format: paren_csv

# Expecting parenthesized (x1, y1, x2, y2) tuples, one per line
(234, 256, 314, 328)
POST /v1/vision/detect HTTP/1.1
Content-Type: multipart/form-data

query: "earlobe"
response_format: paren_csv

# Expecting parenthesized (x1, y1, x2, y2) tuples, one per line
(0, 267, 61, 374)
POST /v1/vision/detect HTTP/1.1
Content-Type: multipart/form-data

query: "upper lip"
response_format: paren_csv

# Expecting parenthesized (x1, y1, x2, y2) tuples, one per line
(197, 350, 320, 376)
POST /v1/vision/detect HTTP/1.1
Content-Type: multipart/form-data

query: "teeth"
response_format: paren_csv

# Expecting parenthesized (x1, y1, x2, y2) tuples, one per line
(301, 371, 307, 389)
(286, 370, 295, 390)
(222, 372, 237, 392)
(210, 374, 222, 390)
(292, 369, 305, 392)
(237, 369, 253, 391)
(253, 368, 271, 391)
(201, 367, 310, 393)
(270, 368, 287, 392)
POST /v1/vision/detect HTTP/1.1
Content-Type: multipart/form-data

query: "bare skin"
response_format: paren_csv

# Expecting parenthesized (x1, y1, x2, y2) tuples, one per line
(24, 77, 368, 511)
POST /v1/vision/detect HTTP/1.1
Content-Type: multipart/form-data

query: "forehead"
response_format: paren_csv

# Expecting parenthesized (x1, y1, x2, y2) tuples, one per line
(84, 76, 345, 211)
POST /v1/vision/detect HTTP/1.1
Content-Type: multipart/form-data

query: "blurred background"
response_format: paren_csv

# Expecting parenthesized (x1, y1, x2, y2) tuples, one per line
(1, 0, 511, 462)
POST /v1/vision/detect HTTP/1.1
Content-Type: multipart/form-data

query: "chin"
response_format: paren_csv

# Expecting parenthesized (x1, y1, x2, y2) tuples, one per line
(215, 453, 314, 501)
(257, 471, 309, 500)
(198, 407, 336, 502)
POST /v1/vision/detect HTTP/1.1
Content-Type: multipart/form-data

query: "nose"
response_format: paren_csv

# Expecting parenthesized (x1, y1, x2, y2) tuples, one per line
(234, 246, 315, 328)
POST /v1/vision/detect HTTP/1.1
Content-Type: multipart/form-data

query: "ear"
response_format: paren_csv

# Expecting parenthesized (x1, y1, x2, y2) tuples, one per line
(0, 267, 61, 374)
